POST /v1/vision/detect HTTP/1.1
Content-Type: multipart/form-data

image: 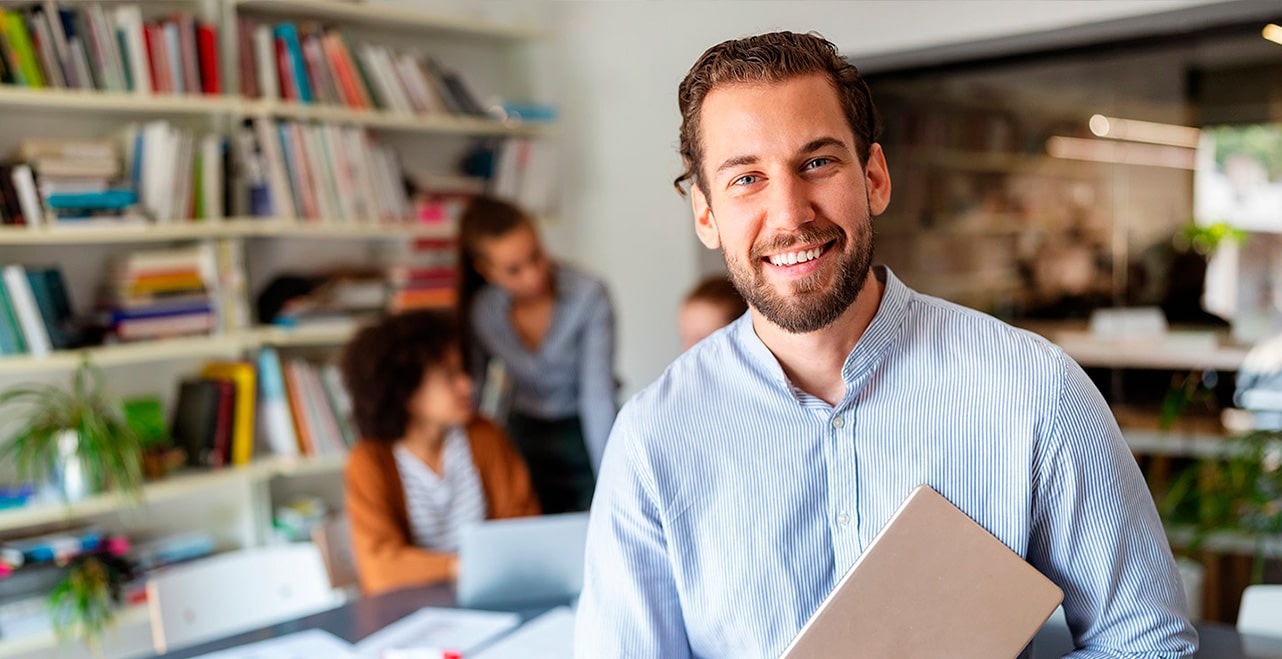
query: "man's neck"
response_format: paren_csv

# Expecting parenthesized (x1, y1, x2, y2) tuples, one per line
(752, 269, 885, 406)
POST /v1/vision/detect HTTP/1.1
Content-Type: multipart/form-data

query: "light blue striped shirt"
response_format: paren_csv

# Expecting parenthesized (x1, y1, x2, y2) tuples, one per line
(577, 267, 1196, 658)
(471, 263, 618, 470)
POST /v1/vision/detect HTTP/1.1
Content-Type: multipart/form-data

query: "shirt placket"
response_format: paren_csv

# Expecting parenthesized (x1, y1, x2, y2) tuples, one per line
(827, 402, 861, 569)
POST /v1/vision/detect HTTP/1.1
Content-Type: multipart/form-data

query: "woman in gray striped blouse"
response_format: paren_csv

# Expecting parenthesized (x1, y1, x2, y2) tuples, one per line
(458, 197, 618, 514)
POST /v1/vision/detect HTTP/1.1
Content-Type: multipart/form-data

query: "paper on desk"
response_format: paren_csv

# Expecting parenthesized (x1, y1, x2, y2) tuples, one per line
(471, 607, 576, 659)
(353, 607, 520, 657)
(190, 629, 361, 659)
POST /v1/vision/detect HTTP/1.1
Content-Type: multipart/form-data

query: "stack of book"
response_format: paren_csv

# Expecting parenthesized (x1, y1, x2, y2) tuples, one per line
(104, 245, 218, 342)
(0, 4, 222, 96)
(236, 118, 408, 223)
(122, 120, 226, 223)
(237, 18, 486, 116)
(257, 347, 356, 458)
(4, 138, 142, 228)
(385, 238, 457, 313)
(0, 264, 76, 357)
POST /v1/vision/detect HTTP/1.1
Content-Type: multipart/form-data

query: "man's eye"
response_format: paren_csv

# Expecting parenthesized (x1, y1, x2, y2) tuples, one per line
(732, 174, 759, 186)
(805, 158, 832, 170)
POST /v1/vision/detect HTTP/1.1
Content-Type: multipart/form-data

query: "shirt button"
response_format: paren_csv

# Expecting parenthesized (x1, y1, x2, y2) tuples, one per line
(831, 415, 845, 429)
(837, 512, 851, 528)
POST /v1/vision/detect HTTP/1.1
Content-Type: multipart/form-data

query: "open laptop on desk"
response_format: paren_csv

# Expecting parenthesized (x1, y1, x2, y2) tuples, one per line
(780, 485, 1063, 659)
(456, 512, 589, 609)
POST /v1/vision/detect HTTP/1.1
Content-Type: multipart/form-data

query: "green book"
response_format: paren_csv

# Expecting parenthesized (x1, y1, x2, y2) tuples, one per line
(2, 11, 45, 88)
(0, 13, 26, 86)
(193, 150, 205, 221)
(0, 275, 27, 354)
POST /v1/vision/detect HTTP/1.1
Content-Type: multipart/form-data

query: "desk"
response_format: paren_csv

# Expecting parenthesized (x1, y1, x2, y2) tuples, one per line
(154, 584, 1282, 659)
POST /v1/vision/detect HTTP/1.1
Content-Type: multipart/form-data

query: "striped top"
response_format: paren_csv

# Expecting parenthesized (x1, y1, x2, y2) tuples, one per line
(392, 426, 485, 553)
(471, 263, 618, 471)
(576, 267, 1197, 658)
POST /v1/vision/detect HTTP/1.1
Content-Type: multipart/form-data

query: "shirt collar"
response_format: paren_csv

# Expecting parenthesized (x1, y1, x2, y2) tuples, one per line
(735, 265, 913, 392)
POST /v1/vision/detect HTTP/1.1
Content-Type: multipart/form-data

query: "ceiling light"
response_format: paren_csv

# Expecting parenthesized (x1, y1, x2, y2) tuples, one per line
(1047, 136, 1196, 170)
(1087, 114, 1201, 148)
(1265, 23, 1282, 46)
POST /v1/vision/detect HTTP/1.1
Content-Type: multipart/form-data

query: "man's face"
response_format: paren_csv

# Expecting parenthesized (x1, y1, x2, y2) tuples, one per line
(691, 73, 891, 334)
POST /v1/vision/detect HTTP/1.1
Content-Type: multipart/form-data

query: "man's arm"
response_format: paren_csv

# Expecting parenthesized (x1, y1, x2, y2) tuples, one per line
(1028, 355, 1198, 658)
(575, 408, 690, 658)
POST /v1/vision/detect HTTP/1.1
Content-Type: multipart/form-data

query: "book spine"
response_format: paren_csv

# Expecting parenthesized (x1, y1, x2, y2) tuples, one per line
(2, 265, 51, 356)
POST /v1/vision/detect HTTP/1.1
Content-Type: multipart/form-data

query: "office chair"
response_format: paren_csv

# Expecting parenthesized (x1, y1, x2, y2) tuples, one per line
(146, 543, 340, 654)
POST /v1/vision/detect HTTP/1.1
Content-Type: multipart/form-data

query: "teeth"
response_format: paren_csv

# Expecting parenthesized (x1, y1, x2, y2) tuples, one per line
(769, 246, 825, 267)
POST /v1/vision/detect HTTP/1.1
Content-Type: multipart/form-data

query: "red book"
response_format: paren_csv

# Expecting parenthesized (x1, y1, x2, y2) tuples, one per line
(142, 23, 164, 93)
(196, 22, 220, 95)
(210, 379, 235, 468)
(274, 36, 295, 101)
(236, 17, 256, 98)
(322, 31, 366, 109)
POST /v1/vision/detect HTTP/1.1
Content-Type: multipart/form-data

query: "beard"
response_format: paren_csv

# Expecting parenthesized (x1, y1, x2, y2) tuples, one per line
(722, 208, 874, 335)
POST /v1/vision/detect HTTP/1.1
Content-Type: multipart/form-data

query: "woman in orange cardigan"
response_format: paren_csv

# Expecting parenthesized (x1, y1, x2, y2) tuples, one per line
(341, 310, 540, 595)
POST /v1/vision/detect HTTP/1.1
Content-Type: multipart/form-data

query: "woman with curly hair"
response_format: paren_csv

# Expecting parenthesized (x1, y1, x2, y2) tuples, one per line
(340, 310, 539, 595)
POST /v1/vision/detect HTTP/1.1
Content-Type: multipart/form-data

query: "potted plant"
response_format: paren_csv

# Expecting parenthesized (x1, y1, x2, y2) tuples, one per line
(47, 536, 136, 654)
(0, 359, 144, 502)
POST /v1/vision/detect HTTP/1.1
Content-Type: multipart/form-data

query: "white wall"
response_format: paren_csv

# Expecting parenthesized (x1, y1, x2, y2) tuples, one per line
(549, 0, 1235, 398)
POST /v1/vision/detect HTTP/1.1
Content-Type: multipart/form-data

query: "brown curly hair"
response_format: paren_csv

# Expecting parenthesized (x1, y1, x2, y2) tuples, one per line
(674, 31, 880, 198)
(340, 310, 459, 442)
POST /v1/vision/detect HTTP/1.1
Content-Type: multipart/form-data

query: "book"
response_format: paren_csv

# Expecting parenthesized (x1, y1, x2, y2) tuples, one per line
(256, 347, 300, 457)
(2, 265, 51, 357)
(0, 279, 28, 355)
(201, 361, 257, 466)
(210, 378, 235, 468)
(112, 5, 151, 95)
(11, 164, 44, 227)
(23, 266, 75, 350)
(171, 377, 222, 467)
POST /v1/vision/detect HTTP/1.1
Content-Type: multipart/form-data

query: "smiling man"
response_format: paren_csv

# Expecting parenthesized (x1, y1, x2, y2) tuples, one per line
(575, 32, 1197, 658)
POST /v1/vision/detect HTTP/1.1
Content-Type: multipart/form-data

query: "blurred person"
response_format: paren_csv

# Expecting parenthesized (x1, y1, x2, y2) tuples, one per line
(342, 311, 539, 595)
(458, 196, 618, 514)
(680, 275, 748, 349)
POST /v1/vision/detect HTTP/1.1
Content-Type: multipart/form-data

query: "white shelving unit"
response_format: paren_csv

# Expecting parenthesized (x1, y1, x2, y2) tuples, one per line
(0, 1, 550, 657)
(232, 0, 550, 40)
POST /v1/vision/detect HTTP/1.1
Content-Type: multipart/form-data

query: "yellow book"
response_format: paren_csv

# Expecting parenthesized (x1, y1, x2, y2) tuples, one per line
(201, 361, 257, 466)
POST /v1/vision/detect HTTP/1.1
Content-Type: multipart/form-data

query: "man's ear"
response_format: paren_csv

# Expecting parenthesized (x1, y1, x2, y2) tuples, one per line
(865, 143, 892, 216)
(692, 184, 721, 249)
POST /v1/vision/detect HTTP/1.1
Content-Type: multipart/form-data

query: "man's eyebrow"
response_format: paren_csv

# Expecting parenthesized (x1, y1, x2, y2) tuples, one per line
(799, 137, 846, 154)
(713, 137, 849, 176)
(715, 154, 758, 175)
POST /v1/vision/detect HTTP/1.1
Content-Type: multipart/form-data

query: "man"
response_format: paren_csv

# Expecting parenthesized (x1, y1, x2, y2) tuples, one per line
(575, 31, 1197, 658)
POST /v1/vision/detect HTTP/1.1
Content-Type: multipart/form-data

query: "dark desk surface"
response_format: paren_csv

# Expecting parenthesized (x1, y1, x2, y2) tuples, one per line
(156, 584, 1282, 659)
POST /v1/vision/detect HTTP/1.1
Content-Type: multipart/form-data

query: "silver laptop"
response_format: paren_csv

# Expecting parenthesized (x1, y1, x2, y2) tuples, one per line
(457, 512, 589, 609)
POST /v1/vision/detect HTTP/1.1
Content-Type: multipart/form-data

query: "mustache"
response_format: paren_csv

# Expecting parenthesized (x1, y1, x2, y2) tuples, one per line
(749, 225, 845, 261)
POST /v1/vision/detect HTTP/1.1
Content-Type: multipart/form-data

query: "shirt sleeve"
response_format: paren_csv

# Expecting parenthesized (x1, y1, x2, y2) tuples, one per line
(1027, 354, 1199, 658)
(578, 283, 619, 473)
(575, 409, 691, 658)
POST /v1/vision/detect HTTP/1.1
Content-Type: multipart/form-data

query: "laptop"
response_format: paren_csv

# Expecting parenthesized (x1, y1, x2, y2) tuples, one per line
(780, 485, 1063, 659)
(456, 512, 589, 609)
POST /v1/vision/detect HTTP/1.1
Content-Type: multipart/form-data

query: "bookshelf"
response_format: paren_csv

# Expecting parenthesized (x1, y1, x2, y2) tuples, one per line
(231, 0, 550, 40)
(0, 218, 459, 244)
(0, 86, 239, 115)
(0, 1, 552, 656)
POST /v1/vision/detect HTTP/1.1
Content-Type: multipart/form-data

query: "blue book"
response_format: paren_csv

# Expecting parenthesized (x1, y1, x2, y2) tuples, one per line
(46, 189, 138, 211)
(110, 302, 211, 324)
(272, 23, 312, 103)
(24, 266, 74, 350)
(0, 278, 27, 355)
